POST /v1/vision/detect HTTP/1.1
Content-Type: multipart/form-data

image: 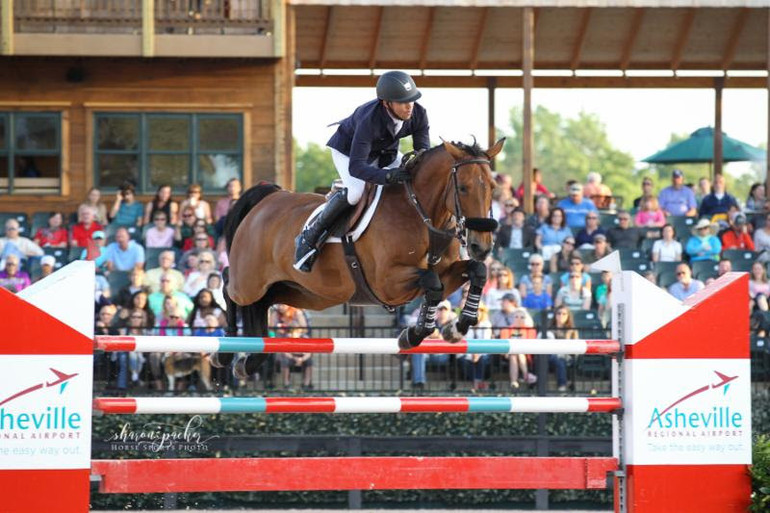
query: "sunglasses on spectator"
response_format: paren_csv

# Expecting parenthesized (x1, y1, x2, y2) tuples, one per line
(529, 262, 542, 266)
(570, 274, 581, 279)
(130, 315, 144, 320)
(587, 216, 598, 220)
(169, 315, 180, 319)
(183, 213, 195, 218)
(6, 227, 18, 231)
(196, 238, 208, 242)
(676, 271, 686, 276)
(154, 217, 167, 221)
(199, 259, 214, 264)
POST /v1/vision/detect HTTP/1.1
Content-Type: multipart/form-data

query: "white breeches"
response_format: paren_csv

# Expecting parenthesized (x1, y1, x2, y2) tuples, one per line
(331, 148, 401, 205)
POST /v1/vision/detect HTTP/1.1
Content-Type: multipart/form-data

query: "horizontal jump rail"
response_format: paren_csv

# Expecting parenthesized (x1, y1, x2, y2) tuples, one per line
(93, 396, 622, 415)
(92, 456, 619, 493)
(95, 336, 620, 355)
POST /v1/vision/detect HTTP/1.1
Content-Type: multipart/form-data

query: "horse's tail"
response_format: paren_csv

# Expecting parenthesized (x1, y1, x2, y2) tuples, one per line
(223, 181, 282, 253)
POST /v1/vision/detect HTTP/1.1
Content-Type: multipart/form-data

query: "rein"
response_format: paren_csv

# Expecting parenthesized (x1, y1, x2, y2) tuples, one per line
(402, 152, 496, 267)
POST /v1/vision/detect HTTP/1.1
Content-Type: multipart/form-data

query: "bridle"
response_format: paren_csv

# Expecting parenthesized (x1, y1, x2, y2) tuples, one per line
(403, 153, 498, 267)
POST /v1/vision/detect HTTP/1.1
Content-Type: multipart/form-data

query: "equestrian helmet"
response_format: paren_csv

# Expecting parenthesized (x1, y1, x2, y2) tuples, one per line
(376, 71, 422, 103)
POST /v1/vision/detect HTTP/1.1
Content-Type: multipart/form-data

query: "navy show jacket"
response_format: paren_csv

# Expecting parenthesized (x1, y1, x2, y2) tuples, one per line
(327, 99, 430, 184)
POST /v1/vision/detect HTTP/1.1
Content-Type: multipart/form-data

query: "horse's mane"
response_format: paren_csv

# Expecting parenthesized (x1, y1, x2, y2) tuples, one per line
(408, 138, 486, 172)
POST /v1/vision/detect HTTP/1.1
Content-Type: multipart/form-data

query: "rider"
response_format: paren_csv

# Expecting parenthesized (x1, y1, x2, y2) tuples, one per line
(293, 70, 431, 273)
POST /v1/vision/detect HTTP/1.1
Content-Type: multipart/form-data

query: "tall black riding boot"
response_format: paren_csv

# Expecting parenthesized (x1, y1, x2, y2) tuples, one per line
(294, 188, 352, 273)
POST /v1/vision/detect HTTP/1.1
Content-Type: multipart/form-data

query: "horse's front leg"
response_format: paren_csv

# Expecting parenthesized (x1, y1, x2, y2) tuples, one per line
(441, 260, 486, 343)
(398, 270, 444, 350)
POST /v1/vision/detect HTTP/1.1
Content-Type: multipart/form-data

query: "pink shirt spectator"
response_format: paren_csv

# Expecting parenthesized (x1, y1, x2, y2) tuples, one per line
(634, 209, 666, 227)
(214, 198, 233, 222)
(144, 226, 176, 248)
(0, 270, 31, 291)
(750, 280, 770, 299)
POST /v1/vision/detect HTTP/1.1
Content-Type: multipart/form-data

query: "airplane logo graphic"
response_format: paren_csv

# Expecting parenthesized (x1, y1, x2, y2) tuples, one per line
(0, 368, 79, 407)
(649, 370, 738, 424)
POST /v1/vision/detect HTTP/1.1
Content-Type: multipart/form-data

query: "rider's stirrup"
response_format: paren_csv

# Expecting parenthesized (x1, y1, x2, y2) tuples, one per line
(293, 188, 350, 273)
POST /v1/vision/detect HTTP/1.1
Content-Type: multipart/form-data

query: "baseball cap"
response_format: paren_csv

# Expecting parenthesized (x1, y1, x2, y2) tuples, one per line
(92, 230, 105, 239)
(593, 233, 607, 242)
(672, 169, 684, 178)
(734, 213, 747, 225)
(501, 293, 518, 303)
(569, 183, 582, 194)
(40, 255, 56, 267)
(437, 300, 452, 310)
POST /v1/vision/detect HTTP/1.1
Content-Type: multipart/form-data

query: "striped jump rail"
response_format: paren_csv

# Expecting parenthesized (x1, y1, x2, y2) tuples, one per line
(95, 336, 620, 355)
(93, 396, 622, 415)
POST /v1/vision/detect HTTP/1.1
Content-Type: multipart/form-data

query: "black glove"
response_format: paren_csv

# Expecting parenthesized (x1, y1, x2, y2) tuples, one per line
(385, 168, 411, 185)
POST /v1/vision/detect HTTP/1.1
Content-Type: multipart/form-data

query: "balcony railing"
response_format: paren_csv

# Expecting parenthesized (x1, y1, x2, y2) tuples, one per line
(14, 0, 272, 35)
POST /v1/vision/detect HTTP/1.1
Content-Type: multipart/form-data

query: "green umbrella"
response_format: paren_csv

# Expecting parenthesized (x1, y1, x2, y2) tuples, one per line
(643, 126, 765, 164)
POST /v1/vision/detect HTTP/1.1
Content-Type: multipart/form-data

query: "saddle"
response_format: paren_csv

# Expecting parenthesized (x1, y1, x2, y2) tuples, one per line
(329, 181, 378, 237)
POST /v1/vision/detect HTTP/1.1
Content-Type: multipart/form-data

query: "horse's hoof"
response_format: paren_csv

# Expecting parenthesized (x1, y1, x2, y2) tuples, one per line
(232, 357, 250, 380)
(441, 323, 463, 344)
(209, 352, 233, 369)
(398, 328, 420, 350)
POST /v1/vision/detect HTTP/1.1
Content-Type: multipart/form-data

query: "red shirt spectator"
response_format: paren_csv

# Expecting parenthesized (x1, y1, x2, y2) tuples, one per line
(721, 214, 755, 251)
(70, 205, 103, 247)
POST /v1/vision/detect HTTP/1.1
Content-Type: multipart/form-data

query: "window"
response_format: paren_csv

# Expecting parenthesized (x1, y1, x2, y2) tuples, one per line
(94, 112, 242, 193)
(0, 112, 62, 195)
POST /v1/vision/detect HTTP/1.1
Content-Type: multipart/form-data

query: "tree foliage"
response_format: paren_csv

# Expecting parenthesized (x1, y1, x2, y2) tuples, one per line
(294, 140, 336, 193)
(497, 105, 637, 207)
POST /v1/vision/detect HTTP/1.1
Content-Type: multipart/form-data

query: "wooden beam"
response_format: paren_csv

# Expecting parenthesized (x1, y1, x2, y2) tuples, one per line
(671, 8, 696, 71)
(367, 6, 384, 69)
(318, 6, 336, 71)
(469, 7, 489, 71)
(295, 74, 766, 90)
(418, 7, 436, 71)
(570, 8, 592, 71)
(523, 6, 534, 214)
(721, 8, 749, 70)
(1, 0, 13, 55)
(619, 8, 645, 70)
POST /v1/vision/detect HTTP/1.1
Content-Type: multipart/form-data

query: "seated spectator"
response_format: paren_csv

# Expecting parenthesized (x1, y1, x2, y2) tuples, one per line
(214, 178, 242, 237)
(183, 250, 218, 297)
(143, 184, 179, 226)
(158, 299, 187, 337)
(461, 302, 492, 391)
(536, 207, 573, 260)
(583, 171, 613, 209)
(33, 211, 68, 248)
(557, 183, 598, 229)
(193, 312, 226, 338)
(148, 273, 194, 319)
(754, 212, 770, 262)
(699, 173, 738, 221)
(482, 269, 519, 311)
(668, 263, 704, 301)
(81, 187, 109, 226)
(559, 255, 592, 289)
(519, 253, 553, 299)
(495, 307, 537, 390)
(144, 211, 176, 248)
(94, 274, 112, 314)
(207, 271, 225, 307)
(632, 177, 655, 210)
(521, 274, 553, 310)
(515, 168, 554, 210)
(750, 261, 770, 300)
(114, 268, 148, 309)
(0, 219, 43, 263)
(746, 183, 766, 212)
(686, 219, 721, 262)
(181, 219, 214, 252)
(651, 224, 682, 263)
(36, 254, 57, 282)
(144, 250, 185, 293)
(82, 231, 108, 273)
(658, 169, 697, 217)
(595, 270, 612, 326)
(494, 207, 536, 256)
(109, 181, 144, 227)
(583, 233, 612, 271)
(525, 195, 551, 230)
(188, 288, 226, 329)
(70, 204, 103, 248)
(102, 227, 145, 272)
(634, 195, 666, 230)
(550, 236, 579, 273)
(120, 309, 152, 390)
(695, 177, 711, 207)
(720, 213, 755, 251)
(410, 300, 452, 390)
(555, 271, 592, 310)
(116, 290, 155, 330)
(606, 211, 640, 249)
(179, 183, 213, 224)
(0, 254, 31, 291)
(539, 305, 574, 392)
(575, 211, 606, 249)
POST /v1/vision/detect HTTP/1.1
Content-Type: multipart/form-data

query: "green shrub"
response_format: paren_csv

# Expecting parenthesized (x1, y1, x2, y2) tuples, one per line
(751, 434, 770, 513)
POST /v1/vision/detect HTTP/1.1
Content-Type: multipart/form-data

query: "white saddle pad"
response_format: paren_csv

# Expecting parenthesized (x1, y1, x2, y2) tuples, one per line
(303, 185, 384, 243)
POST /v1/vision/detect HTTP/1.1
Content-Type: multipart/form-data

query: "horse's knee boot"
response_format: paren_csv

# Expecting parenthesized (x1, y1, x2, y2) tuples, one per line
(457, 260, 487, 335)
(210, 352, 234, 368)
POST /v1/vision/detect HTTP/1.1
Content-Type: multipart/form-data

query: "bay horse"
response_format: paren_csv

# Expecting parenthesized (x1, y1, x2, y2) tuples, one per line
(213, 138, 505, 377)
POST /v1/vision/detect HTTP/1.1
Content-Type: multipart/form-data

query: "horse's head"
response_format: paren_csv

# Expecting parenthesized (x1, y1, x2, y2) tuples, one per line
(440, 138, 505, 260)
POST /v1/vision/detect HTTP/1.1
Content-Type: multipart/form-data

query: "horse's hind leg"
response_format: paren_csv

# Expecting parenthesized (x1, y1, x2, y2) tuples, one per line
(209, 268, 237, 369)
(233, 296, 271, 379)
(398, 270, 444, 350)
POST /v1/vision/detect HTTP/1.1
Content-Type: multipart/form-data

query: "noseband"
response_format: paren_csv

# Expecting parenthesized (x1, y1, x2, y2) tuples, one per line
(403, 154, 498, 267)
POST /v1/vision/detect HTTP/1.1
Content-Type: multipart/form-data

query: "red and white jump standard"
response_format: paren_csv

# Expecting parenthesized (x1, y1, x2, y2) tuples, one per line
(0, 260, 752, 513)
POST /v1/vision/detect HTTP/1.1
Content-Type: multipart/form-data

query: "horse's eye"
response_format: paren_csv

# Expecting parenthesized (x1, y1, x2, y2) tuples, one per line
(458, 184, 469, 194)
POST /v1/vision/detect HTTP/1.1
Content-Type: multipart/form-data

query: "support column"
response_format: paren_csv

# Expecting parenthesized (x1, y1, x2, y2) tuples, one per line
(1, 0, 13, 55)
(714, 76, 724, 179)
(522, 7, 535, 214)
(766, 9, 770, 197)
(487, 77, 497, 169)
(142, 0, 155, 57)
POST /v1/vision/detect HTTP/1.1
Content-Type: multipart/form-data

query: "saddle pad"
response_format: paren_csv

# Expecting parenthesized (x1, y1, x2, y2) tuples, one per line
(303, 185, 384, 243)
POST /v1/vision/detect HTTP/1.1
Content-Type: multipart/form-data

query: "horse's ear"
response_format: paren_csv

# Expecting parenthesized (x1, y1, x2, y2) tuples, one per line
(442, 140, 466, 160)
(485, 138, 506, 159)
